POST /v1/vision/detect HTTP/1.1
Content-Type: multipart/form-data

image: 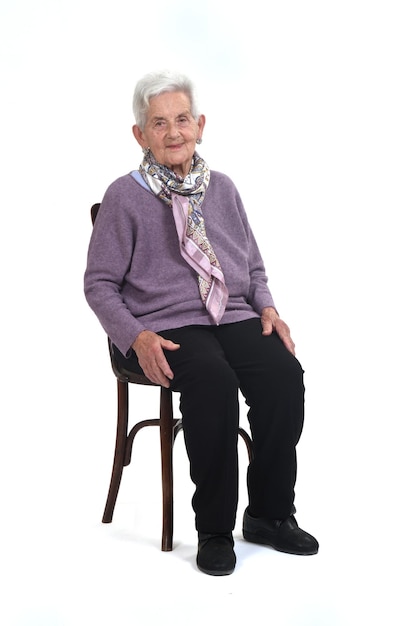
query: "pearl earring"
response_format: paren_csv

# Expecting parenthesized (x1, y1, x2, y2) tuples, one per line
(196, 138, 202, 145)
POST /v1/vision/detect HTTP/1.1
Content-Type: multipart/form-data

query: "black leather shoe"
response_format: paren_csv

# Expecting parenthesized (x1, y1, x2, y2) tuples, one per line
(243, 508, 319, 555)
(197, 533, 236, 576)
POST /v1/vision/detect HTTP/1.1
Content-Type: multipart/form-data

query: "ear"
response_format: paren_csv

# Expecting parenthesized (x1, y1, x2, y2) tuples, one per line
(132, 124, 147, 148)
(197, 114, 206, 141)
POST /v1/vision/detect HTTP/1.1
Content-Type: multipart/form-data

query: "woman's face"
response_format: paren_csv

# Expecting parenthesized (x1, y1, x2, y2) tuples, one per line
(133, 91, 205, 178)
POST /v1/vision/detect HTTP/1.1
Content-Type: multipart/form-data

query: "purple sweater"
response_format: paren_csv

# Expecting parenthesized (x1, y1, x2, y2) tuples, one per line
(84, 170, 276, 356)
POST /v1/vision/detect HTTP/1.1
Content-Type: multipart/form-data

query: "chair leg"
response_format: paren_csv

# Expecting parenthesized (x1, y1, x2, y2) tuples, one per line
(238, 427, 254, 462)
(102, 380, 129, 523)
(159, 387, 174, 551)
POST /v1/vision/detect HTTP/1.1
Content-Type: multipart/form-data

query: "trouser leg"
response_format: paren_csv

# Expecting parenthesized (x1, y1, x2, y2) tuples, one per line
(215, 319, 305, 520)
(158, 326, 240, 534)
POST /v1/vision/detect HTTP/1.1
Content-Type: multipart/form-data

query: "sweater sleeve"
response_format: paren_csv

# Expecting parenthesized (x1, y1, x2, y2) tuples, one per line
(84, 179, 146, 355)
(234, 187, 277, 315)
(247, 228, 277, 314)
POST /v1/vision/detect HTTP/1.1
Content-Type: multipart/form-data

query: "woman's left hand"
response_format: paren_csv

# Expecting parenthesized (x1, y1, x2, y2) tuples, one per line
(261, 306, 296, 355)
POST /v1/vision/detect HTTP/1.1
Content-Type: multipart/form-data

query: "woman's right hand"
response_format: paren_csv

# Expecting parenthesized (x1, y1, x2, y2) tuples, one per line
(132, 330, 180, 387)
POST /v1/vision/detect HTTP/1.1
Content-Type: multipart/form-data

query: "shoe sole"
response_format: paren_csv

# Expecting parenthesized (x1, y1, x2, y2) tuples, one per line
(243, 529, 319, 556)
(197, 563, 235, 576)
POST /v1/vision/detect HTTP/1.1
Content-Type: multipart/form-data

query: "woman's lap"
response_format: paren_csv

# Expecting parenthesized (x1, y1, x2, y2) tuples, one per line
(114, 318, 302, 387)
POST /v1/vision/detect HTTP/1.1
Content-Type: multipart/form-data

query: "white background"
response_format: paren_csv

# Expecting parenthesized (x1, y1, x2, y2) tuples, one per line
(1, 1, 416, 624)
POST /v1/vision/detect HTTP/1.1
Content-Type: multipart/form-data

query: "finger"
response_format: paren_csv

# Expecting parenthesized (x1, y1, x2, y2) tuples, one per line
(146, 363, 171, 388)
(261, 320, 273, 335)
(159, 361, 174, 381)
(155, 352, 176, 382)
(283, 336, 296, 355)
(162, 340, 181, 352)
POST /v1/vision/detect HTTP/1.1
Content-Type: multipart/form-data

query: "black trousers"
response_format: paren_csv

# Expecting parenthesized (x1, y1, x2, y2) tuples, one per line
(115, 318, 305, 534)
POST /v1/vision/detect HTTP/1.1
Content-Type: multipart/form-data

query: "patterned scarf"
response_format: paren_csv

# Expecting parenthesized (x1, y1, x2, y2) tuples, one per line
(139, 149, 228, 324)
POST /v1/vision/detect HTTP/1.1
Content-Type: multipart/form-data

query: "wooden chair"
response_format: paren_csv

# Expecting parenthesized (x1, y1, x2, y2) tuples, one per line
(90, 202, 253, 551)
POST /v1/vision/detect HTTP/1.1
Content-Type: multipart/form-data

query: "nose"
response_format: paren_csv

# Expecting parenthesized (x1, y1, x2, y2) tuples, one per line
(166, 120, 180, 138)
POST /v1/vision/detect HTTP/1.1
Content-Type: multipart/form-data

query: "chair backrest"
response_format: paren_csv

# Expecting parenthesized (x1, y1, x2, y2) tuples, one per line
(91, 203, 101, 225)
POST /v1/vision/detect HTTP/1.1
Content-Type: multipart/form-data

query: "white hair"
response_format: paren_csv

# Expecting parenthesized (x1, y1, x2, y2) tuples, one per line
(132, 70, 201, 129)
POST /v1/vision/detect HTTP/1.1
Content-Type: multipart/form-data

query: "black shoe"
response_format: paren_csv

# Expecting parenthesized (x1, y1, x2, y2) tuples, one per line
(243, 508, 319, 555)
(196, 533, 236, 576)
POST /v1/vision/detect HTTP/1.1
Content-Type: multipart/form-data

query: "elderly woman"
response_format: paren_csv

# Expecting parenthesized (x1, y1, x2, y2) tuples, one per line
(84, 70, 318, 576)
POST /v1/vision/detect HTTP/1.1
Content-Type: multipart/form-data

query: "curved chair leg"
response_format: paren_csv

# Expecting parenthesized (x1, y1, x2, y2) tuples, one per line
(238, 427, 254, 462)
(159, 386, 174, 551)
(102, 380, 129, 523)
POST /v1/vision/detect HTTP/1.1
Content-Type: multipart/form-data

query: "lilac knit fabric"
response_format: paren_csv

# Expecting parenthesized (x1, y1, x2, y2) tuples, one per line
(84, 170, 276, 356)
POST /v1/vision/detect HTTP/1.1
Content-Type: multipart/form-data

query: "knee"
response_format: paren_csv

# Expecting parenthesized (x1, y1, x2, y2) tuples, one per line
(265, 352, 305, 392)
(287, 356, 304, 387)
